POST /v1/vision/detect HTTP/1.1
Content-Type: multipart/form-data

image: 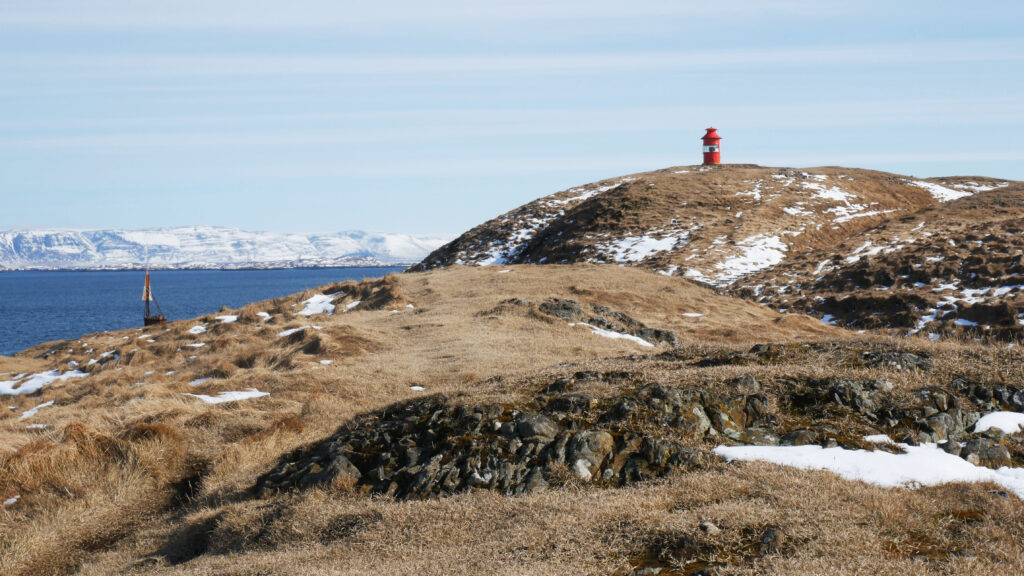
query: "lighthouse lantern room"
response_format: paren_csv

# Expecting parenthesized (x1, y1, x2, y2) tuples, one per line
(701, 127, 721, 165)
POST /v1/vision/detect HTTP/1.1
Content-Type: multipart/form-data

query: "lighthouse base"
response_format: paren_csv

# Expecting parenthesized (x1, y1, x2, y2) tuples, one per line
(144, 315, 167, 326)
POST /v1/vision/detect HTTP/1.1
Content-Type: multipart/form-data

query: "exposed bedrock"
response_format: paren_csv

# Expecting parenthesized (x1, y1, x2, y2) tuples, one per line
(256, 347, 1024, 500)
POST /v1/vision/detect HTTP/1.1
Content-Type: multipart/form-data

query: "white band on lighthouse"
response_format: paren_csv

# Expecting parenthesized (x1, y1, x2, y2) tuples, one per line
(703, 145, 719, 153)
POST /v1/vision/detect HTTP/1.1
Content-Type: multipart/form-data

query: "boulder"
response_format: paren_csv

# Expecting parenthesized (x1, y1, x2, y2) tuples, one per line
(567, 430, 615, 479)
(960, 438, 1012, 469)
(516, 412, 559, 441)
(780, 429, 818, 446)
(544, 394, 596, 415)
(734, 374, 760, 394)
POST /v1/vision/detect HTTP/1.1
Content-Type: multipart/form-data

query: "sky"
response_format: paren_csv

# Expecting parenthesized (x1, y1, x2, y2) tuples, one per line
(1, 1, 1023, 235)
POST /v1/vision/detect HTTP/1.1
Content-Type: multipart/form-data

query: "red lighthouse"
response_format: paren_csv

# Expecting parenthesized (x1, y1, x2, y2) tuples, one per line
(701, 127, 721, 165)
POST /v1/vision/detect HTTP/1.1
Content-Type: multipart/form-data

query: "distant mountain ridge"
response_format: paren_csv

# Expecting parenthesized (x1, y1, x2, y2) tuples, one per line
(0, 227, 454, 270)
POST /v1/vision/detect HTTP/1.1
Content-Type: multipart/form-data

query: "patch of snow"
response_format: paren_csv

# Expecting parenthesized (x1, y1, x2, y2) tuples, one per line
(277, 325, 322, 337)
(188, 377, 211, 387)
(497, 270, 511, 274)
(19, 399, 54, 420)
(684, 268, 712, 283)
(320, 360, 333, 365)
(575, 323, 653, 347)
(598, 234, 682, 263)
(186, 342, 207, 348)
(184, 388, 269, 404)
(673, 169, 690, 174)
(821, 314, 838, 325)
(736, 180, 764, 201)
(410, 385, 425, 391)
(910, 180, 973, 202)
(845, 241, 885, 264)
(658, 265, 679, 277)
(26, 423, 48, 430)
(783, 206, 814, 216)
(0, 370, 88, 396)
(863, 434, 895, 445)
(714, 234, 787, 283)
(298, 294, 336, 316)
(67, 360, 79, 367)
(974, 412, 1024, 435)
(216, 315, 238, 323)
(954, 318, 979, 327)
(188, 325, 207, 335)
(802, 181, 850, 202)
(813, 259, 833, 275)
(714, 441, 1024, 499)
(833, 208, 897, 224)
(3, 495, 20, 507)
(345, 300, 361, 310)
(682, 312, 703, 318)
(949, 181, 1009, 193)
(257, 312, 271, 320)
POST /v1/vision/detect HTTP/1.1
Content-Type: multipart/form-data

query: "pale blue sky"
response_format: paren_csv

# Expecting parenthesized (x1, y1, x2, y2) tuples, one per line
(1, 1, 1022, 234)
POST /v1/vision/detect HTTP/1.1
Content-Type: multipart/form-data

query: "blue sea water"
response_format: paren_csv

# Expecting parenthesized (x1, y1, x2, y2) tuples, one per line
(0, 267, 404, 355)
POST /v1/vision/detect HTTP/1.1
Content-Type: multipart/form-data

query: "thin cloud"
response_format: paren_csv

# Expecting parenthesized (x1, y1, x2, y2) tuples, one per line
(0, 1, 855, 30)
(5, 38, 1023, 79)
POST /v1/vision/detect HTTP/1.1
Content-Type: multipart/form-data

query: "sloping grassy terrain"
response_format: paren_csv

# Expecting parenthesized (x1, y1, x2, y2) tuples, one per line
(1, 266, 1022, 575)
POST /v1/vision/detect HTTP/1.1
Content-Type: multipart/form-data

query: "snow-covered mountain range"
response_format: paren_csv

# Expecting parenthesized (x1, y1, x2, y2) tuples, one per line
(0, 227, 455, 270)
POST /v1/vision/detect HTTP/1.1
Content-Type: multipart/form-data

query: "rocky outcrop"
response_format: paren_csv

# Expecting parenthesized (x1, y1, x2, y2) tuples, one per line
(256, 380, 708, 500)
(257, 352, 1024, 500)
(489, 297, 678, 346)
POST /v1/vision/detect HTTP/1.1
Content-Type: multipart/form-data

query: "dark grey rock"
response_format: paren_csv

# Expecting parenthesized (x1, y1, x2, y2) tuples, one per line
(516, 412, 559, 440)
(539, 298, 584, 320)
(544, 394, 596, 415)
(567, 430, 615, 479)
(737, 428, 780, 446)
(780, 429, 818, 446)
(544, 377, 573, 394)
(735, 374, 760, 394)
(961, 438, 1012, 469)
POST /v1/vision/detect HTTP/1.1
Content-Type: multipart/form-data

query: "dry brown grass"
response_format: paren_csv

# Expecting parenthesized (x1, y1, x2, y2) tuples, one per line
(1, 265, 1023, 575)
(413, 165, 951, 280)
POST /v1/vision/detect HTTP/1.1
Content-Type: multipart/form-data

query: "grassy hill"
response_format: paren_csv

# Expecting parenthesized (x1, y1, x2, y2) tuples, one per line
(2, 166, 1024, 574)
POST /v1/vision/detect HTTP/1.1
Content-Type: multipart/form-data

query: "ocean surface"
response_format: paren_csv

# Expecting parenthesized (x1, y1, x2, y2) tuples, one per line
(0, 267, 404, 355)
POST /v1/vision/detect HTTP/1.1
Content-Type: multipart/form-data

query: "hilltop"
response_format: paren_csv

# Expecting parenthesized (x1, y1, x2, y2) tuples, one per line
(412, 164, 1021, 340)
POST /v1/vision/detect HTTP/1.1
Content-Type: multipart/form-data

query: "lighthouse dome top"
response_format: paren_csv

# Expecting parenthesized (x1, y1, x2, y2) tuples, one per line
(701, 127, 721, 140)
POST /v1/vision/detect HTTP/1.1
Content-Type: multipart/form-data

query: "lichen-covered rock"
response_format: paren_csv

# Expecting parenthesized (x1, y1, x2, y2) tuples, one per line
(567, 430, 615, 478)
(516, 412, 559, 440)
(860, 350, 932, 371)
(706, 394, 772, 440)
(960, 438, 1012, 469)
(780, 429, 818, 446)
(256, 390, 704, 500)
(539, 298, 584, 320)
